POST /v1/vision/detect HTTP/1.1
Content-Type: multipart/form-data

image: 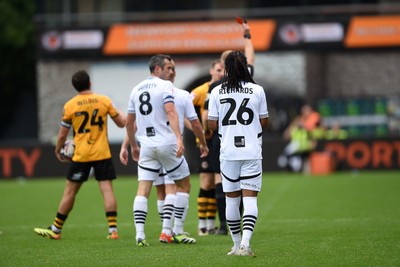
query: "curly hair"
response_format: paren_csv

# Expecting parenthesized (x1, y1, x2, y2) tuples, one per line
(222, 51, 255, 90)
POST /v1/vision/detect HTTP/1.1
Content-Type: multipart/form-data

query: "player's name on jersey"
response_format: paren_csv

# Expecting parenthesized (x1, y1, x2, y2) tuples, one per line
(219, 87, 254, 94)
(77, 98, 99, 106)
(138, 83, 157, 91)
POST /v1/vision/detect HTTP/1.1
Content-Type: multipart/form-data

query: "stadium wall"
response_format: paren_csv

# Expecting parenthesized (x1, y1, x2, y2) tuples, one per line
(37, 61, 91, 143)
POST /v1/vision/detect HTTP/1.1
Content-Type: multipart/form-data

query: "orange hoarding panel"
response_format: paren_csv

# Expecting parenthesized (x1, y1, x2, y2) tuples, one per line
(103, 19, 275, 55)
(345, 16, 400, 48)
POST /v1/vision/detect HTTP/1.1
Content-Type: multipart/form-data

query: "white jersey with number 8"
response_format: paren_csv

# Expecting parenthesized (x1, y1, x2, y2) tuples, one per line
(127, 76, 177, 147)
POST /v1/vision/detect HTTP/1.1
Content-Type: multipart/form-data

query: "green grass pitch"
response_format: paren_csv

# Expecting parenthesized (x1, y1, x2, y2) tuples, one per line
(0, 171, 399, 266)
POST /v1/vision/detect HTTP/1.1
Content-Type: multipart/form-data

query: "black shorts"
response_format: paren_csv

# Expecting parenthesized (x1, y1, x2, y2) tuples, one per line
(208, 131, 221, 173)
(67, 158, 117, 182)
(198, 149, 212, 173)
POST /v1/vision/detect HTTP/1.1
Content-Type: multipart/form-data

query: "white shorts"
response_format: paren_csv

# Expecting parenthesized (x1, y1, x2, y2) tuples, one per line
(138, 145, 190, 182)
(220, 159, 262, 193)
(153, 168, 175, 186)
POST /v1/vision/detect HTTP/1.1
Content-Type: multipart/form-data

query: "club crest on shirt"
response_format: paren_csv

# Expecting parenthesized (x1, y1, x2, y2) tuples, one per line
(201, 160, 209, 169)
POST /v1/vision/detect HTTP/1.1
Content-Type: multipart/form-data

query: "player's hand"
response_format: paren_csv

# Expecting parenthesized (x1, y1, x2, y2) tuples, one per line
(237, 17, 251, 38)
(130, 145, 140, 162)
(55, 151, 70, 163)
(176, 137, 185, 158)
(242, 21, 250, 35)
(120, 147, 129, 165)
(199, 144, 209, 158)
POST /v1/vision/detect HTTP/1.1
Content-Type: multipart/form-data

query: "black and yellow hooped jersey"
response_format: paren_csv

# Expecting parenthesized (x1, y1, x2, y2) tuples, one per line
(61, 93, 119, 162)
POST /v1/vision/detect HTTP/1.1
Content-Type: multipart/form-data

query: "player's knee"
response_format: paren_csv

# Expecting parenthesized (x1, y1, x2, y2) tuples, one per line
(176, 176, 191, 192)
(226, 191, 240, 198)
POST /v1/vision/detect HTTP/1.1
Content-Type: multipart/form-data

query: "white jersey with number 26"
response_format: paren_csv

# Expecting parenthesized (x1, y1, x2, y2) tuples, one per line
(208, 81, 268, 160)
(127, 76, 177, 147)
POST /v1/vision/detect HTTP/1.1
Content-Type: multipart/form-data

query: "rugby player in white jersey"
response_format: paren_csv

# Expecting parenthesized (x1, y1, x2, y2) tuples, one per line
(208, 51, 269, 256)
(125, 54, 208, 246)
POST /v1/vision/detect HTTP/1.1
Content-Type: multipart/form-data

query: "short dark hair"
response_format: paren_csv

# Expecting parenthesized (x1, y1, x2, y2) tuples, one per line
(148, 54, 172, 73)
(71, 70, 90, 92)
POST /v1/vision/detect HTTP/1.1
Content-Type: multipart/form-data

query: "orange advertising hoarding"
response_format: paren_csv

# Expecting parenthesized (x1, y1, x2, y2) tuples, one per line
(345, 16, 400, 48)
(103, 19, 275, 55)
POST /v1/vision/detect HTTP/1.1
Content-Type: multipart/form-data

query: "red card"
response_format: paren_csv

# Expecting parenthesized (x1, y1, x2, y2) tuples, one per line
(235, 17, 244, 24)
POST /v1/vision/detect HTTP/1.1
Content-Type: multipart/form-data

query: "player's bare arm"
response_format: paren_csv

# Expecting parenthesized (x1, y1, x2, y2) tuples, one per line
(260, 117, 269, 129)
(201, 109, 213, 139)
(189, 119, 209, 158)
(208, 119, 218, 132)
(164, 102, 184, 157)
(126, 113, 140, 161)
(183, 118, 193, 131)
(112, 110, 127, 128)
(242, 20, 254, 65)
(55, 125, 70, 163)
(119, 135, 130, 165)
(120, 118, 137, 165)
